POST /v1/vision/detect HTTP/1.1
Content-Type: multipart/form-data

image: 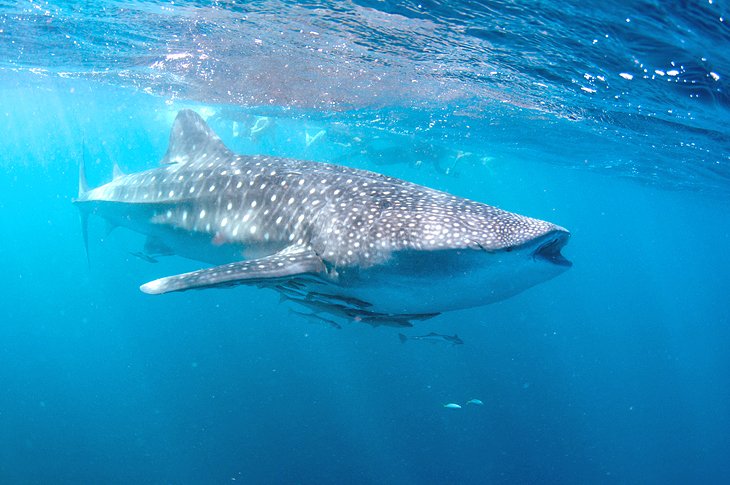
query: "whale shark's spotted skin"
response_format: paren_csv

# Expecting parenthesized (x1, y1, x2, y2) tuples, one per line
(76, 110, 571, 326)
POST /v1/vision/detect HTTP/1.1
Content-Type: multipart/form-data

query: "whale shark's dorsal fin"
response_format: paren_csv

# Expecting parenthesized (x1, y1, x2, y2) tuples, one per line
(161, 109, 231, 166)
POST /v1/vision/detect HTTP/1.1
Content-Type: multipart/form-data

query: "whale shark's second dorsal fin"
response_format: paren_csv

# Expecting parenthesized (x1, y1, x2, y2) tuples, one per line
(161, 109, 232, 166)
(112, 161, 125, 180)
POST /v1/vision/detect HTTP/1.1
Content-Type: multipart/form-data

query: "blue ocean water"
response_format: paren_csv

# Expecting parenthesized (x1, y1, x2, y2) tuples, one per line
(1, 1, 729, 483)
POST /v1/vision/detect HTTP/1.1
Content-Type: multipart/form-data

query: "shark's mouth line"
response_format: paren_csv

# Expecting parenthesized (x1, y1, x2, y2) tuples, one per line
(533, 232, 572, 267)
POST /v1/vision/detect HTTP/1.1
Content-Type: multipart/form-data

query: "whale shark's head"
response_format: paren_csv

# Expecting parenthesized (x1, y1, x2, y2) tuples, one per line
(466, 224, 571, 309)
(342, 217, 571, 315)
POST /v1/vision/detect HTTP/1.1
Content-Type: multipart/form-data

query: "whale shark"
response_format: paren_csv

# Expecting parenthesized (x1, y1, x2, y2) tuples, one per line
(75, 110, 571, 326)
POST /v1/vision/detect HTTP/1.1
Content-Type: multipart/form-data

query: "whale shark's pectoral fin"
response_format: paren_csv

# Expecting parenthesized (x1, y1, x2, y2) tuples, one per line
(139, 246, 326, 295)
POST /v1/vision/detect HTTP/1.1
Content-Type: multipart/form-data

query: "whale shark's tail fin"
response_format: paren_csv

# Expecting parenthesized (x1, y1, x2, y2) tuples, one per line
(77, 146, 90, 265)
(78, 147, 89, 197)
(79, 210, 90, 266)
(398, 333, 408, 344)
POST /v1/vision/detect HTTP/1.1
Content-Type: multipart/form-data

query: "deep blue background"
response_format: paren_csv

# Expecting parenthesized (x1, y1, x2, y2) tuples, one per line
(0, 77, 728, 484)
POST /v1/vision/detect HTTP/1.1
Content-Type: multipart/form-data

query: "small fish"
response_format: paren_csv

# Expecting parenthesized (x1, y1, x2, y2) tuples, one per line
(289, 309, 342, 329)
(305, 129, 327, 148)
(129, 251, 159, 264)
(249, 116, 271, 136)
(398, 332, 464, 345)
(466, 399, 484, 405)
(443, 403, 462, 409)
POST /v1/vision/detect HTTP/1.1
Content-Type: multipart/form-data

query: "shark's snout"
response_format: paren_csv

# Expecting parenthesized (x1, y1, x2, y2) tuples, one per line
(532, 229, 572, 267)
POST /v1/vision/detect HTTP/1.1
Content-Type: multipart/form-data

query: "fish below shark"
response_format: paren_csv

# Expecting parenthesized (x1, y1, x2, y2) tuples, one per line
(75, 110, 571, 327)
(398, 332, 464, 345)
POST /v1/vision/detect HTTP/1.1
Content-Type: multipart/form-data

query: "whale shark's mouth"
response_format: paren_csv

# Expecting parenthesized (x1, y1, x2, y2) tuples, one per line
(533, 231, 572, 267)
